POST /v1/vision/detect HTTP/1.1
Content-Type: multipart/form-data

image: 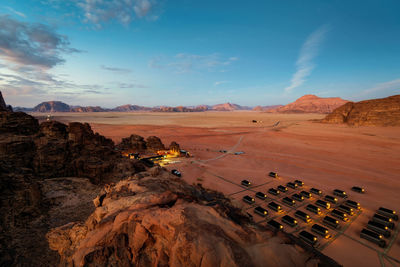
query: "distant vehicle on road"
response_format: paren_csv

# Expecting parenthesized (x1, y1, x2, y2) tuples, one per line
(171, 169, 181, 177)
(241, 180, 251, 187)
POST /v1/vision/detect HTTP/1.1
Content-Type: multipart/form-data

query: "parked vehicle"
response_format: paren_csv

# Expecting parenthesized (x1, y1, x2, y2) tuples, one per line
(333, 189, 347, 198)
(367, 220, 391, 238)
(351, 186, 365, 193)
(316, 200, 330, 210)
(345, 200, 361, 210)
(268, 201, 283, 212)
(301, 191, 312, 199)
(311, 224, 331, 239)
(254, 206, 268, 217)
(243, 195, 255, 204)
(255, 192, 267, 200)
(267, 219, 283, 230)
(324, 195, 338, 204)
(310, 188, 322, 195)
(338, 205, 354, 215)
(306, 204, 321, 215)
(268, 188, 280, 196)
(372, 214, 395, 229)
(277, 185, 288, 192)
(269, 172, 278, 178)
(295, 210, 312, 223)
(241, 180, 251, 187)
(282, 215, 298, 227)
(287, 182, 298, 189)
(377, 207, 398, 221)
(171, 169, 181, 177)
(331, 209, 349, 222)
(323, 216, 340, 229)
(299, 231, 317, 246)
(360, 228, 386, 248)
(294, 180, 304, 186)
(292, 193, 304, 202)
(282, 197, 295, 206)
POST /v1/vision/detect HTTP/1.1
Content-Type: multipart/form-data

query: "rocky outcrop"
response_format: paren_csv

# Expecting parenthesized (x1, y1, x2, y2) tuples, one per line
(169, 141, 180, 153)
(268, 95, 349, 114)
(112, 104, 152, 112)
(70, 106, 107, 112)
(322, 95, 400, 126)
(34, 101, 71, 112)
(212, 103, 251, 111)
(146, 135, 165, 152)
(47, 173, 339, 267)
(0, 107, 147, 266)
(0, 91, 13, 111)
(116, 134, 147, 152)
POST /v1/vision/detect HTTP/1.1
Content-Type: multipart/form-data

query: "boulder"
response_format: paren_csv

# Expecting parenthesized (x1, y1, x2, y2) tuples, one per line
(146, 135, 165, 152)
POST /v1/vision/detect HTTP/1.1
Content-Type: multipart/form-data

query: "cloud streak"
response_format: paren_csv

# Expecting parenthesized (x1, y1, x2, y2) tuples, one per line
(101, 65, 132, 73)
(284, 25, 329, 93)
(359, 78, 400, 97)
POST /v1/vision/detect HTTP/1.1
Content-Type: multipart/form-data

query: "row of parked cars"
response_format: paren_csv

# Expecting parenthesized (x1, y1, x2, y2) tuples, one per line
(360, 207, 398, 248)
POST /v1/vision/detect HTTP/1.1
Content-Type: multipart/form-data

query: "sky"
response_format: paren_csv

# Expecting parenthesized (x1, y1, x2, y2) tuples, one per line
(0, 0, 399, 108)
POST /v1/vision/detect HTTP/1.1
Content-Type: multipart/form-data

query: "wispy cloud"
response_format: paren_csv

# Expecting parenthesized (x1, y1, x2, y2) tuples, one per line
(101, 65, 132, 73)
(214, 81, 230, 86)
(359, 78, 400, 98)
(284, 25, 329, 93)
(149, 53, 239, 74)
(5, 7, 26, 18)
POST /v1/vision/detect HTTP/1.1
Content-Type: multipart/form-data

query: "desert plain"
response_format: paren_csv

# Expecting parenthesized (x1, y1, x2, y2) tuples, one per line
(32, 111, 400, 267)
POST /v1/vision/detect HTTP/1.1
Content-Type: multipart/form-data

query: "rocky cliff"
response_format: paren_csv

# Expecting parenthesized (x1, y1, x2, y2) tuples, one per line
(47, 171, 339, 267)
(0, 108, 146, 266)
(268, 95, 349, 114)
(0, 91, 13, 111)
(253, 105, 283, 111)
(322, 95, 400, 126)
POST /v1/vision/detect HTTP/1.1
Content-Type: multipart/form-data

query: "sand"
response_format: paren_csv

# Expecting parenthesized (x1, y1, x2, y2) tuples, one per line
(33, 111, 400, 266)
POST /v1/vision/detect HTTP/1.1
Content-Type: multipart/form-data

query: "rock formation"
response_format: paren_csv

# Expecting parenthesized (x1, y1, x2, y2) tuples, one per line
(47, 172, 340, 267)
(0, 106, 147, 266)
(117, 134, 148, 152)
(212, 102, 251, 111)
(0, 91, 13, 111)
(34, 101, 71, 112)
(169, 141, 180, 153)
(146, 135, 165, 152)
(268, 95, 349, 114)
(322, 95, 400, 126)
(70, 106, 107, 112)
(112, 104, 152, 112)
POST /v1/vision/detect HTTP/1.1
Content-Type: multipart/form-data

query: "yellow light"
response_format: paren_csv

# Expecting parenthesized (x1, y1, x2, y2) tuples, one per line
(252, 198, 255, 201)
(385, 226, 388, 230)
(336, 220, 339, 223)
(343, 192, 346, 195)
(279, 225, 283, 229)
(264, 211, 267, 214)
(325, 230, 328, 233)
(389, 218, 392, 222)
(379, 235, 383, 239)
(306, 215, 310, 218)
(294, 220, 297, 223)
(393, 211, 396, 214)
(313, 237, 317, 241)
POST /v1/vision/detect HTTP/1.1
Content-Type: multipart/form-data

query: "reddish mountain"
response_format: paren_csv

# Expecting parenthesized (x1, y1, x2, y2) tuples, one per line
(70, 106, 107, 112)
(211, 102, 250, 111)
(268, 95, 349, 114)
(322, 95, 400, 126)
(33, 101, 71, 112)
(112, 104, 152, 112)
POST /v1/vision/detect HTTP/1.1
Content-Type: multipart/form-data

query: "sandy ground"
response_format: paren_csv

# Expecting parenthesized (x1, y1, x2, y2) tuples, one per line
(32, 111, 400, 267)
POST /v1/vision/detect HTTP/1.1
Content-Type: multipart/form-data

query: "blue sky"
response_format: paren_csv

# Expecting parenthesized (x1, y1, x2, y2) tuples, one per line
(0, 0, 399, 107)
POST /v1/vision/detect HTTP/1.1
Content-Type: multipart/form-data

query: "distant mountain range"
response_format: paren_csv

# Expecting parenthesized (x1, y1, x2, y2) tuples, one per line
(12, 95, 350, 114)
(14, 101, 253, 113)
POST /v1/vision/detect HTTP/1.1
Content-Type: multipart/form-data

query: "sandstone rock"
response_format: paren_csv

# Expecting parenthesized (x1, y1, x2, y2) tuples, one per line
(0, 91, 7, 111)
(116, 134, 147, 152)
(146, 136, 165, 152)
(268, 95, 349, 114)
(169, 141, 180, 153)
(0, 111, 39, 135)
(47, 174, 339, 267)
(33, 101, 71, 112)
(322, 95, 400, 126)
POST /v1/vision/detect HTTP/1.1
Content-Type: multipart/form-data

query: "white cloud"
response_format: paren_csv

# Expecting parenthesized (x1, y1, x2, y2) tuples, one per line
(5, 7, 26, 18)
(360, 78, 400, 97)
(284, 25, 329, 93)
(214, 81, 230, 86)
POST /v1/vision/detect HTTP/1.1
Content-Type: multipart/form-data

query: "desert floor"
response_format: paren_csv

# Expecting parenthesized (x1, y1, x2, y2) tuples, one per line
(32, 111, 400, 267)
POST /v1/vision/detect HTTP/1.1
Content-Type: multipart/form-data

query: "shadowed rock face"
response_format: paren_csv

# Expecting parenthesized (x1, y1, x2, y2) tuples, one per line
(322, 95, 400, 126)
(0, 110, 146, 266)
(47, 171, 338, 267)
(146, 135, 165, 152)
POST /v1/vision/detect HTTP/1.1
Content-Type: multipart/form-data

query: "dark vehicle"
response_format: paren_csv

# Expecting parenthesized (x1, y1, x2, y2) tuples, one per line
(324, 195, 338, 204)
(292, 193, 304, 202)
(310, 188, 322, 195)
(140, 158, 155, 167)
(282, 197, 295, 206)
(241, 180, 251, 187)
(295, 210, 312, 223)
(299, 231, 317, 246)
(372, 214, 395, 229)
(360, 228, 386, 248)
(294, 180, 304, 186)
(287, 182, 298, 189)
(311, 224, 331, 239)
(267, 219, 283, 230)
(254, 206, 268, 217)
(268, 188, 280, 196)
(300, 191, 312, 199)
(338, 205, 354, 215)
(255, 192, 267, 200)
(282, 215, 298, 227)
(331, 209, 349, 222)
(243, 195, 255, 204)
(268, 201, 283, 212)
(171, 169, 181, 177)
(269, 172, 278, 178)
(345, 200, 361, 210)
(333, 189, 347, 198)
(377, 207, 398, 221)
(351, 186, 365, 193)
(367, 220, 391, 238)
(306, 204, 321, 215)
(277, 185, 288, 192)
(316, 200, 331, 210)
(323, 216, 340, 229)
